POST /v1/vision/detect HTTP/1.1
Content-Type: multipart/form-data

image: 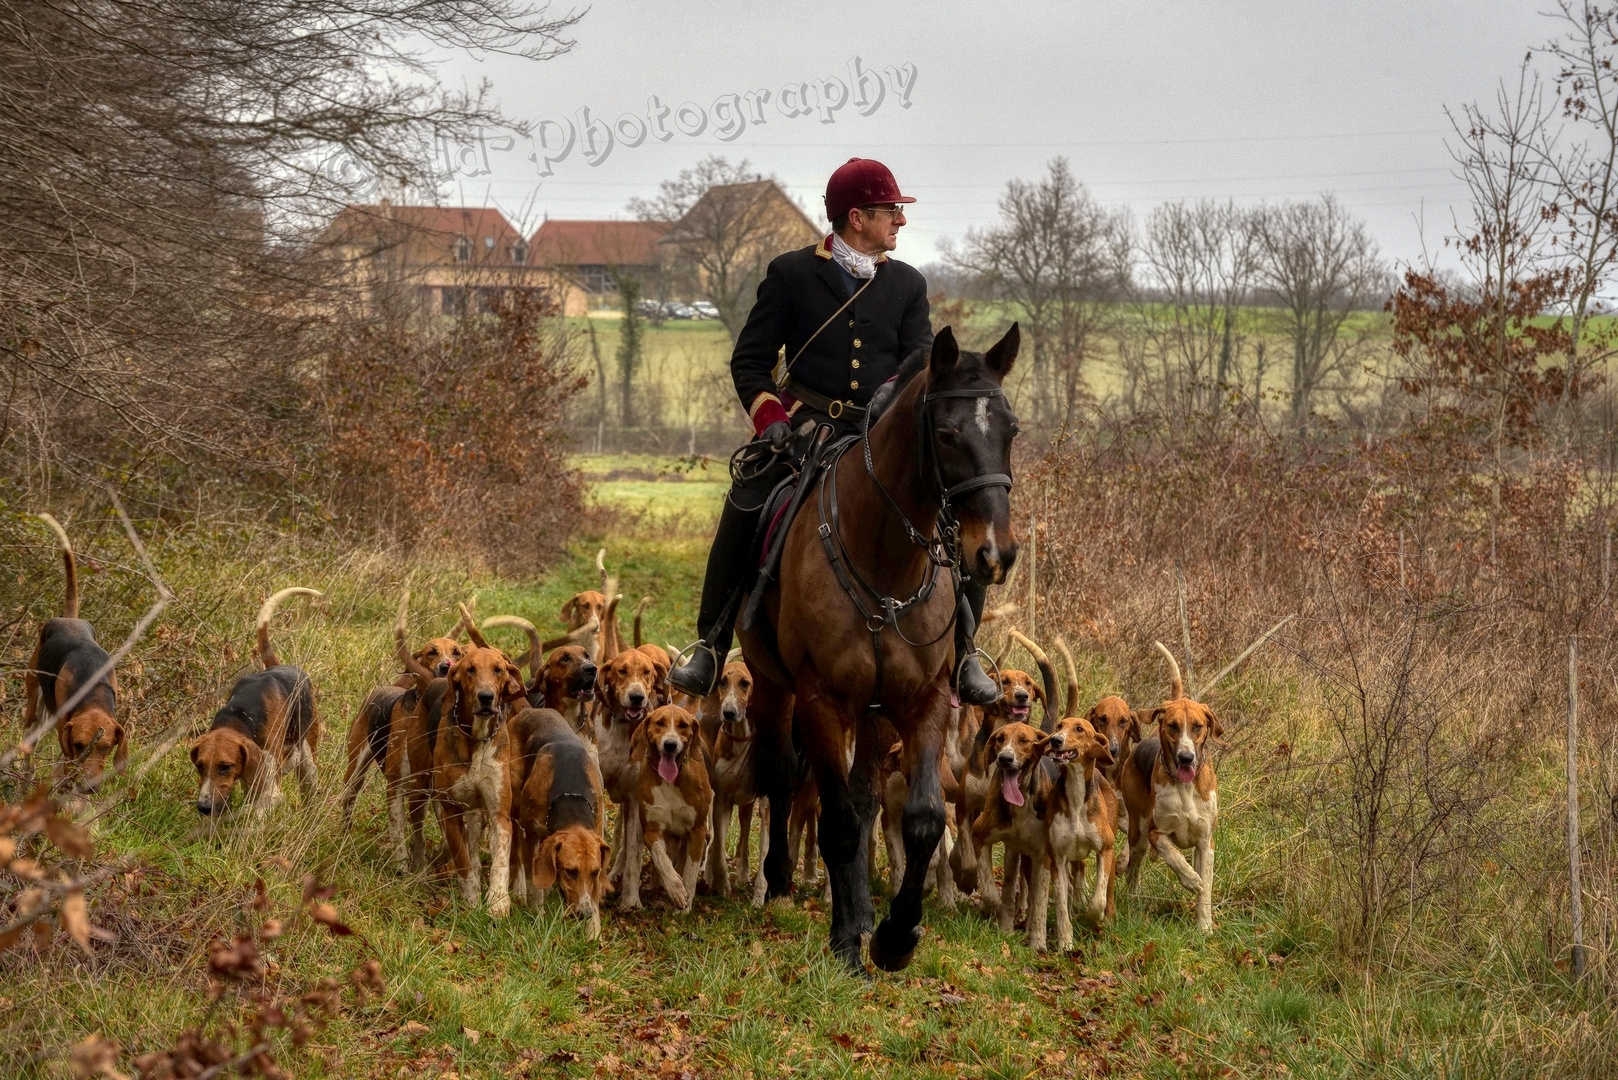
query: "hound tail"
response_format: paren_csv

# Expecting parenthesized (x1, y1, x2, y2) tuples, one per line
(600, 592, 623, 660)
(483, 615, 540, 680)
(541, 615, 600, 653)
(255, 587, 323, 668)
(1152, 640, 1184, 701)
(596, 548, 608, 594)
(1008, 629, 1060, 733)
(37, 513, 78, 618)
(395, 590, 434, 688)
(1055, 635, 1080, 721)
(632, 596, 654, 647)
(457, 602, 489, 649)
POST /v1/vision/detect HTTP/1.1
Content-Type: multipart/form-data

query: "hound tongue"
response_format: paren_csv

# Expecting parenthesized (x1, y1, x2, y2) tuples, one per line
(657, 753, 680, 784)
(1000, 771, 1024, 807)
(1176, 764, 1197, 783)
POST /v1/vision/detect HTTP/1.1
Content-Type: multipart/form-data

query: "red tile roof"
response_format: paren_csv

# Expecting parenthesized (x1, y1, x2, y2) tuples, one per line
(324, 204, 530, 266)
(531, 220, 669, 267)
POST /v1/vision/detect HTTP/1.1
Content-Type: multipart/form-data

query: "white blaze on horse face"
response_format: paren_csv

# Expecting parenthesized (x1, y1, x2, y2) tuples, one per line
(982, 523, 1001, 580)
(974, 396, 991, 437)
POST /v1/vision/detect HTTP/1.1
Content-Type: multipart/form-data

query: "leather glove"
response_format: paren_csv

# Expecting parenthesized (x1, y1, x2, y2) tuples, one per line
(762, 420, 790, 451)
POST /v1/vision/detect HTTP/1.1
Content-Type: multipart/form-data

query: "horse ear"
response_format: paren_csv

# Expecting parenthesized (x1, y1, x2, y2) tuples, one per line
(929, 326, 959, 378)
(984, 322, 1019, 378)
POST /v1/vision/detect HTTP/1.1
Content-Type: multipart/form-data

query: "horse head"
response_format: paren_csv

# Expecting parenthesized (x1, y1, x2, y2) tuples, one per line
(924, 323, 1021, 585)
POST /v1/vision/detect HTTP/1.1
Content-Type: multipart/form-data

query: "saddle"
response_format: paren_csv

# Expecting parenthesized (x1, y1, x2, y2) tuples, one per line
(738, 424, 854, 636)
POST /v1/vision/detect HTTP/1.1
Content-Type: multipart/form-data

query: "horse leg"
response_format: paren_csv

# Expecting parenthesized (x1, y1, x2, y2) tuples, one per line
(843, 712, 885, 938)
(750, 676, 797, 901)
(795, 680, 865, 971)
(871, 685, 948, 973)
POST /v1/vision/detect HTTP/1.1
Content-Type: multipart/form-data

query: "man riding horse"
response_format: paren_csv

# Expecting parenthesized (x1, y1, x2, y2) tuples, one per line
(668, 158, 1000, 709)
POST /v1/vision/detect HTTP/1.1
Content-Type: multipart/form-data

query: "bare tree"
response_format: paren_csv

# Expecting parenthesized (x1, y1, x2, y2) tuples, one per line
(630, 156, 814, 341)
(1537, 3, 1618, 429)
(1254, 195, 1385, 426)
(1138, 199, 1262, 415)
(0, 0, 579, 503)
(949, 158, 1131, 430)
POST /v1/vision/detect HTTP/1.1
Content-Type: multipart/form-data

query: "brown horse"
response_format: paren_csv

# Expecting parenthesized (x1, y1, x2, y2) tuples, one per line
(741, 324, 1020, 972)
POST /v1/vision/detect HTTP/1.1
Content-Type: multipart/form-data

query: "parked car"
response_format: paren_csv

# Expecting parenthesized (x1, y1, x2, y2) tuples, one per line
(662, 302, 696, 320)
(690, 301, 719, 320)
(634, 298, 663, 318)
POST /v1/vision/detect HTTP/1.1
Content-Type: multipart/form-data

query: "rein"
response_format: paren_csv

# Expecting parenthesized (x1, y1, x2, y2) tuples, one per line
(817, 376, 1014, 711)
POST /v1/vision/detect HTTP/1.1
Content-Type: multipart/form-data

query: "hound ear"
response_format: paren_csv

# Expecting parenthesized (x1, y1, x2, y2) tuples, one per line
(1128, 711, 1144, 741)
(1090, 731, 1114, 767)
(502, 661, 526, 700)
(1032, 681, 1046, 704)
(189, 742, 201, 765)
(929, 325, 959, 378)
(1207, 708, 1228, 748)
(985, 322, 1019, 379)
(238, 739, 265, 792)
(1150, 706, 1166, 729)
(532, 834, 561, 890)
(113, 722, 129, 766)
(559, 598, 577, 623)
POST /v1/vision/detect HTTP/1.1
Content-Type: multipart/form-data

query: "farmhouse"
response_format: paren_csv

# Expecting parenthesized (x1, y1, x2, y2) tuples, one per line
(657, 180, 820, 293)
(321, 202, 586, 317)
(530, 219, 670, 298)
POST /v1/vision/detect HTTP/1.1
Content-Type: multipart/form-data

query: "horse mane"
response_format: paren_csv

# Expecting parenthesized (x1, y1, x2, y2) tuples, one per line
(867, 346, 931, 423)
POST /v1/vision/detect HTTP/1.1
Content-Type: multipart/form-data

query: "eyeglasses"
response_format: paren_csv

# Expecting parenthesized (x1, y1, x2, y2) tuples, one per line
(857, 204, 905, 217)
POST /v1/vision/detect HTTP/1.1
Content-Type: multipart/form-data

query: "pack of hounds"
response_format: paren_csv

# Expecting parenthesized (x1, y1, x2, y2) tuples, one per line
(28, 521, 1224, 950)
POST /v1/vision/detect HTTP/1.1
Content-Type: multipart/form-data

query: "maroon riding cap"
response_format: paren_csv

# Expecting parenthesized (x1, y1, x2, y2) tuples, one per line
(824, 158, 916, 221)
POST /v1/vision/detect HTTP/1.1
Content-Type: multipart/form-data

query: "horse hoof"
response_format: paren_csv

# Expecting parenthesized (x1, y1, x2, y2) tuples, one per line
(870, 921, 922, 972)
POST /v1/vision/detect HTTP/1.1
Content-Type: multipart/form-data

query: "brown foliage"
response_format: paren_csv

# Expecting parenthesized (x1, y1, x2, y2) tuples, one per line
(1388, 268, 1584, 444)
(319, 293, 586, 572)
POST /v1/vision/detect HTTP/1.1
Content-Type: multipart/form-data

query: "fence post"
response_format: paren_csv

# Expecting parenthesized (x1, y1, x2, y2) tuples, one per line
(1028, 513, 1037, 642)
(1175, 560, 1194, 692)
(1567, 634, 1586, 980)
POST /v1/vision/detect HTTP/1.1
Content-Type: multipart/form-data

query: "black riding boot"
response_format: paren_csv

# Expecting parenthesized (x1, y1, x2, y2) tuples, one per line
(952, 576, 1000, 706)
(669, 493, 764, 696)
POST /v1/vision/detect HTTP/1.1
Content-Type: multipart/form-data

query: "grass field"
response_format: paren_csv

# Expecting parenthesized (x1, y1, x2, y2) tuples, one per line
(0, 460, 1606, 1078)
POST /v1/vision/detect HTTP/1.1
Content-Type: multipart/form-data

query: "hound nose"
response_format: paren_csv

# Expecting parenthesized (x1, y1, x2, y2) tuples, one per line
(628, 690, 646, 708)
(997, 749, 1017, 767)
(1176, 750, 1196, 768)
(721, 706, 739, 723)
(1012, 690, 1029, 705)
(581, 662, 597, 682)
(436, 661, 451, 676)
(477, 689, 495, 710)
(661, 737, 680, 755)
(196, 800, 218, 817)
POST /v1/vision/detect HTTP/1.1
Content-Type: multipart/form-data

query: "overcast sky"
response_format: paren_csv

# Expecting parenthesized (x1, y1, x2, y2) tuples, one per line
(422, 0, 1554, 271)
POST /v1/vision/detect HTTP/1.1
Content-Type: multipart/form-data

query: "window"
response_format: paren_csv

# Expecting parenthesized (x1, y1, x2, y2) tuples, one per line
(511, 239, 528, 265)
(441, 286, 467, 315)
(453, 236, 472, 263)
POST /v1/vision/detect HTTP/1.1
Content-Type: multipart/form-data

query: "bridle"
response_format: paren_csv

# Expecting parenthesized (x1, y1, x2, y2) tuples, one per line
(818, 374, 1014, 710)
